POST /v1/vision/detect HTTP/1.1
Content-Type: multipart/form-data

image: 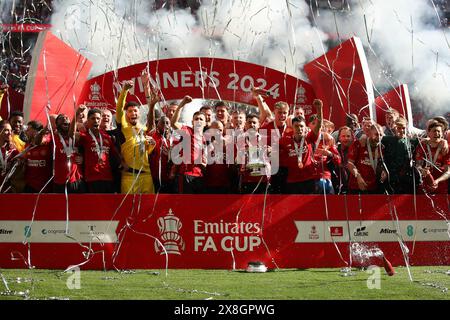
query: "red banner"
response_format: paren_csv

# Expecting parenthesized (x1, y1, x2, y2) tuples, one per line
(23, 31, 92, 124)
(0, 24, 52, 33)
(374, 84, 413, 128)
(304, 37, 375, 128)
(0, 194, 448, 270)
(78, 57, 317, 117)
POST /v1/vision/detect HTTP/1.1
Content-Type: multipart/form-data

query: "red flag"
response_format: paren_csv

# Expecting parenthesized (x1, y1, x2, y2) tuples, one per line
(304, 37, 375, 128)
(374, 84, 413, 129)
(23, 31, 92, 124)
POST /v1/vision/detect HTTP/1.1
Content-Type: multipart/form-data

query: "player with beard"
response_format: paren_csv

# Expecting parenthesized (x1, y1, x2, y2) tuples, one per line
(171, 96, 207, 193)
(22, 121, 52, 193)
(214, 101, 231, 128)
(200, 105, 213, 130)
(163, 102, 179, 121)
(71, 107, 119, 193)
(116, 80, 156, 194)
(237, 114, 271, 194)
(259, 98, 290, 194)
(204, 120, 233, 193)
(308, 114, 340, 194)
(347, 123, 387, 194)
(415, 120, 450, 194)
(287, 105, 305, 129)
(53, 114, 85, 193)
(331, 126, 354, 194)
(149, 116, 175, 193)
(279, 99, 323, 194)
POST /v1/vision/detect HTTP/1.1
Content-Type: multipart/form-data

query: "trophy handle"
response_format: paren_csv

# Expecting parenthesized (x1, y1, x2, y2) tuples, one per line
(157, 217, 164, 233)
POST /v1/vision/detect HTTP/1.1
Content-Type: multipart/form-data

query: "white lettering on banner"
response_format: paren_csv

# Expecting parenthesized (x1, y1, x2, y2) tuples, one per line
(0, 221, 119, 243)
(111, 71, 280, 97)
(193, 219, 262, 252)
(227, 73, 280, 98)
(180, 71, 194, 87)
(194, 236, 261, 252)
(293, 220, 450, 243)
(194, 220, 261, 234)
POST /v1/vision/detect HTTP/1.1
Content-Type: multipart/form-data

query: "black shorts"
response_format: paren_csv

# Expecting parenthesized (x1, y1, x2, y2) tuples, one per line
(285, 179, 316, 194)
(179, 175, 204, 194)
(87, 180, 114, 193)
(240, 182, 269, 194)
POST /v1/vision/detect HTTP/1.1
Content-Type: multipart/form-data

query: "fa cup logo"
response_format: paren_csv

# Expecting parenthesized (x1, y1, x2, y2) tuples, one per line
(295, 85, 306, 104)
(89, 82, 101, 101)
(155, 209, 185, 255)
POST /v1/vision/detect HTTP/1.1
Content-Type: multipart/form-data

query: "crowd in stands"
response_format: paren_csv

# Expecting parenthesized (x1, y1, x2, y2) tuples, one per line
(0, 74, 449, 195)
(1, 0, 53, 92)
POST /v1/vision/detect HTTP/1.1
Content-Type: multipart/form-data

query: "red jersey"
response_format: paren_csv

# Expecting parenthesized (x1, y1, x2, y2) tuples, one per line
(312, 134, 341, 180)
(204, 139, 233, 188)
(415, 144, 450, 194)
(0, 144, 19, 190)
(24, 142, 52, 192)
(279, 131, 318, 183)
(260, 121, 287, 146)
(348, 140, 384, 191)
(149, 130, 172, 184)
(53, 133, 83, 185)
(173, 126, 205, 177)
(78, 130, 115, 182)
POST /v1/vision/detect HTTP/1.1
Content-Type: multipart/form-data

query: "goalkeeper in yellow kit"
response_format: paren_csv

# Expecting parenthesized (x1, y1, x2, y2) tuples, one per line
(116, 80, 156, 194)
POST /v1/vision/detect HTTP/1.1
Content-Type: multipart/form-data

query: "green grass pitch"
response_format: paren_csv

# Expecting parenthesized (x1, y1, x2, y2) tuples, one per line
(0, 266, 449, 300)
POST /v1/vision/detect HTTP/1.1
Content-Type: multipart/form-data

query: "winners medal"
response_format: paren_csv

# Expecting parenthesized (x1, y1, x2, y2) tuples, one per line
(294, 135, 305, 170)
(89, 129, 105, 166)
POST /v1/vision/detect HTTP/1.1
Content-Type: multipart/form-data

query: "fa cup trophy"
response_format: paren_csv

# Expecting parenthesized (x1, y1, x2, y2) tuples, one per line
(156, 209, 185, 255)
(246, 133, 266, 176)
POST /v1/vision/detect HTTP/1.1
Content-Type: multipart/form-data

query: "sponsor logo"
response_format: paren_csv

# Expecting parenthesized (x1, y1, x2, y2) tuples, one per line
(155, 209, 185, 255)
(407, 225, 414, 237)
(380, 228, 397, 234)
(330, 226, 343, 237)
(422, 228, 448, 234)
(309, 225, 320, 240)
(24, 226, 32, 238)
(354, 226, 369, 237)
(194, 220, 262, 252)
(41, 228, 65, 235)
(0, 229, 13, 235)
(79, 225, 105, 237)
